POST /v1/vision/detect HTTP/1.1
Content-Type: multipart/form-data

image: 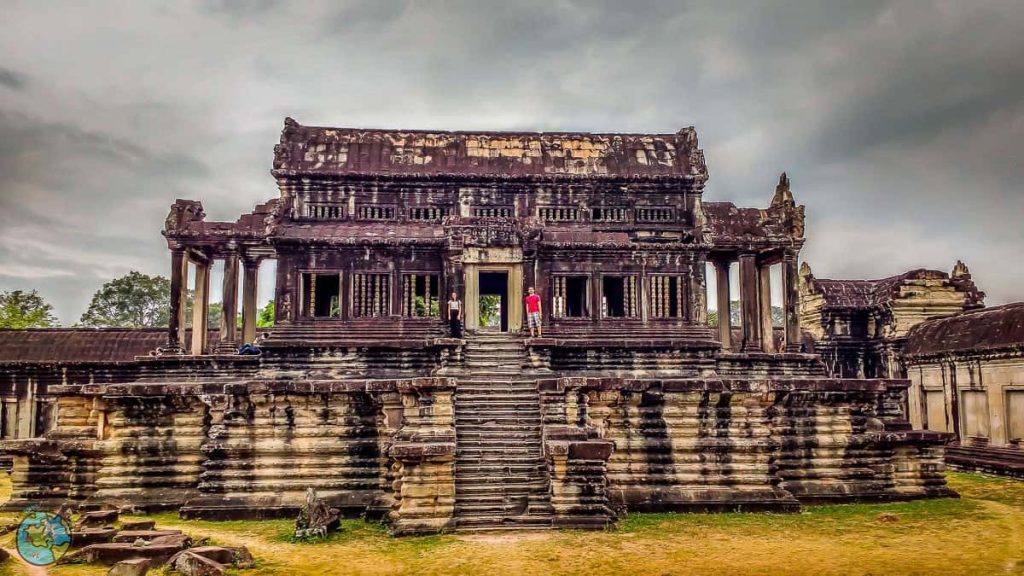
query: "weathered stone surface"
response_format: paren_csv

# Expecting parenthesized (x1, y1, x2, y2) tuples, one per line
(112, 530, 182, 543)
(72, 527, 117, 546)
(170, 550, 226, 576)
(61, 543, 182, 566)
(107, 557, 151, 576)
(119, 520, 156, 531)
(77, 510, 119, 528)
(187, 546, 254, 568)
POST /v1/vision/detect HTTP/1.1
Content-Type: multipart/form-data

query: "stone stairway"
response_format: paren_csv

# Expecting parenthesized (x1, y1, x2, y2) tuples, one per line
(454, 331, 553, 530)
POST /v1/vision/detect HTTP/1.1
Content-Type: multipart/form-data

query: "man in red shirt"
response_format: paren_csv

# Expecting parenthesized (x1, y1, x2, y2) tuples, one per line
(524, 286, 542, 338)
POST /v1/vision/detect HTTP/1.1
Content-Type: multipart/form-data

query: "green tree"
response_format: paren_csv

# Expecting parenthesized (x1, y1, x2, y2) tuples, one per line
(257, 300, 275, 328)
(479, 295, 501, 328)
(0, 290, 59, 328)
(79, 271, 170, 327)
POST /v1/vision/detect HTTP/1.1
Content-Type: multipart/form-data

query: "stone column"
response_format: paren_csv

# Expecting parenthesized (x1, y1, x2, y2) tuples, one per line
(738, 253, 761, 352)
(715, 259, 732, 351)
(759, 263, 775, 353)
(191, 260, 210, 355)
(782, 251, 801, 352)
(217, 253, 240, 353)
(241, 257, 260, 344)
(165, 248, 187, 354)
(463, 264, 478, 331)
(508, 264, 524, 333)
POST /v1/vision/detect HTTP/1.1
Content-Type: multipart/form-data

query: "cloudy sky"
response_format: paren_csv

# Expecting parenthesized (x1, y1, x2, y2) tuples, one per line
(1, 0, 1022, 323)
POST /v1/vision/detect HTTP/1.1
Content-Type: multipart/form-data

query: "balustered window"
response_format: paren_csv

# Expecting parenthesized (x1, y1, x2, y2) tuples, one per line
(401, 273, 440, 317)
(602, 275, 639, 318)
(648, 275, 685, 319)
(356, 205, 396, 221)
(473, 206, 514, 218)
(552, 276, 589, 318)
(635, 207, 675, 222)
(591, 207, 628, 222)
(305, 204, 344, 220)
(301, 272, 341, 318)
(352, 273, 391, 317)
(408, 207, 447, 221)
(538, 206, 581, 222)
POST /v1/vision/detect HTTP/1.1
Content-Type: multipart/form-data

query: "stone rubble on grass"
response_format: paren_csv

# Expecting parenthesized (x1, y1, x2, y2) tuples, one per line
(107, 557, 151, 576)
(51, 513, 256, 575)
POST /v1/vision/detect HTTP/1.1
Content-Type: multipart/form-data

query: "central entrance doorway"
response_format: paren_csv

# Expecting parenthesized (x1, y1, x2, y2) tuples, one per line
(478, 271, 509, 332)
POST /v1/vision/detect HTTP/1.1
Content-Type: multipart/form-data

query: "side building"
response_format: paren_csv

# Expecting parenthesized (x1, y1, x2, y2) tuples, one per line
(903, 303, 1024, 478)
(798, 261, 984, 379)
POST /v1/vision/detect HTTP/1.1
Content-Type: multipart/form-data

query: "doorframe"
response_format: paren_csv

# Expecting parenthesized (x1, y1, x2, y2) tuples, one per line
(463, 263, 523, 333)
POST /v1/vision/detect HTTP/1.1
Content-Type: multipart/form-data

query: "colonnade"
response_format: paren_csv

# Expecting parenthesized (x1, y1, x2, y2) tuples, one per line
(712, 250, 801, 353)
(166, 249, 263, 355)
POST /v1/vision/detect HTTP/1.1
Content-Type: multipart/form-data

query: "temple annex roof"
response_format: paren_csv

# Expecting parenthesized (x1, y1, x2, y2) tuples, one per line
(904, 302, 1024, 357)
(0, 329, 170, 363)
(808, 269, 979, 311)
(272, 118, 708, 181)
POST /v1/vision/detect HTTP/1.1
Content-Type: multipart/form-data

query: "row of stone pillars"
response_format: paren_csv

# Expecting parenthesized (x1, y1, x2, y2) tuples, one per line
(165, 249, 262, 355)
(713, 251, 801, 353)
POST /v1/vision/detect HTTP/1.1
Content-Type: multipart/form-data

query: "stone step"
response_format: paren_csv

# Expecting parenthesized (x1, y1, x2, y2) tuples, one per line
(457, 454, 544, 464)
(456, 465, 547, 476)
(455, 442, 543, 452)
(456, 428, 542, 437)
(455, 502, 555, 516)
(455, 481, 550, 495)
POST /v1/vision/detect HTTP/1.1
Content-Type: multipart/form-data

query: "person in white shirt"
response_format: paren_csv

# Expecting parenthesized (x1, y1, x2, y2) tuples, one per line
(447, 292, 463, 338)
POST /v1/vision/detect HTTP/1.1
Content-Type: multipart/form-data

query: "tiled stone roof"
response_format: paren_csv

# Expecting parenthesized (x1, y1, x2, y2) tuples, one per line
(272, 118, 707, 180)
(0, 329, 169, 363)
(904, 302, 1024, 356)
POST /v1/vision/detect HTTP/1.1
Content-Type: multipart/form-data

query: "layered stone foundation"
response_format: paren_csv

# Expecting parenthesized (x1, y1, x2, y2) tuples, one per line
(2, 361, 954, 534)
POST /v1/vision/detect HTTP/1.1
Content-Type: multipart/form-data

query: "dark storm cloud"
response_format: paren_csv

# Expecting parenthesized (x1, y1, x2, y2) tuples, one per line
(0, 0, 1021, 321)
(0, 67, 27, 91)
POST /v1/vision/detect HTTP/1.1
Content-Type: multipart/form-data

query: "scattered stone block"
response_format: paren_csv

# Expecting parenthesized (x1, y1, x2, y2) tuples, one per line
(77, 510, 120, 528)
(148, 533, 191, 548)
(108, 557, 151, 576)
(170, 550, 226, 576)
(112, 529, 183, 543)
(187, 545, 254, 568)
(120, 520, 156, 531)
(60, 543, 183, 566)
(72, 528, 118, 546)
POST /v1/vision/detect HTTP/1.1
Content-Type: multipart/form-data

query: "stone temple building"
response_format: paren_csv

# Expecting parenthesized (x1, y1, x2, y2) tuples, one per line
(0, 119, 962, 534)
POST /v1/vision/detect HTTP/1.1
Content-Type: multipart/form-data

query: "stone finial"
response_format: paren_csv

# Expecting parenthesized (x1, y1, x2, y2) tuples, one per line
(771, 172, 795, 208)
(952, 259, 971, 279)
(799, 262, 814, 282)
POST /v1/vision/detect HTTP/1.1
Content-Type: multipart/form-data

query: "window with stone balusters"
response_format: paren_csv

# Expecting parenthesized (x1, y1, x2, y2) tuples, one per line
(552, 276, 589, 318)
(301, 272, 342, 318)
(648, 275, 686, 319)
(602, 275, 639, 318)
(352, 273, 391, 317)
(401, 273, 440, 317)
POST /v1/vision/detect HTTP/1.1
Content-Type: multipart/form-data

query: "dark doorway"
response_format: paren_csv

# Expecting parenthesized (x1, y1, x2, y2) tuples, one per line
(479, 271, 509, 331)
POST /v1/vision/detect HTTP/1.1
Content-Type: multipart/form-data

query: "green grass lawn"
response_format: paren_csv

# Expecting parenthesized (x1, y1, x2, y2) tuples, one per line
(0, 473, 1021, 575)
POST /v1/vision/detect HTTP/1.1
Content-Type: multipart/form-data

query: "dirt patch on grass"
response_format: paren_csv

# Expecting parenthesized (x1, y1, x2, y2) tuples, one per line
(0, 472, 1020, 575)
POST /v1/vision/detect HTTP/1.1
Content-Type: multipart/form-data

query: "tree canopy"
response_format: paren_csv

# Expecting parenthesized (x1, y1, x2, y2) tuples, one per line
(257, 300, 275, 328)
(0, 290, 59, 328)
(79, 271, 170, 328)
